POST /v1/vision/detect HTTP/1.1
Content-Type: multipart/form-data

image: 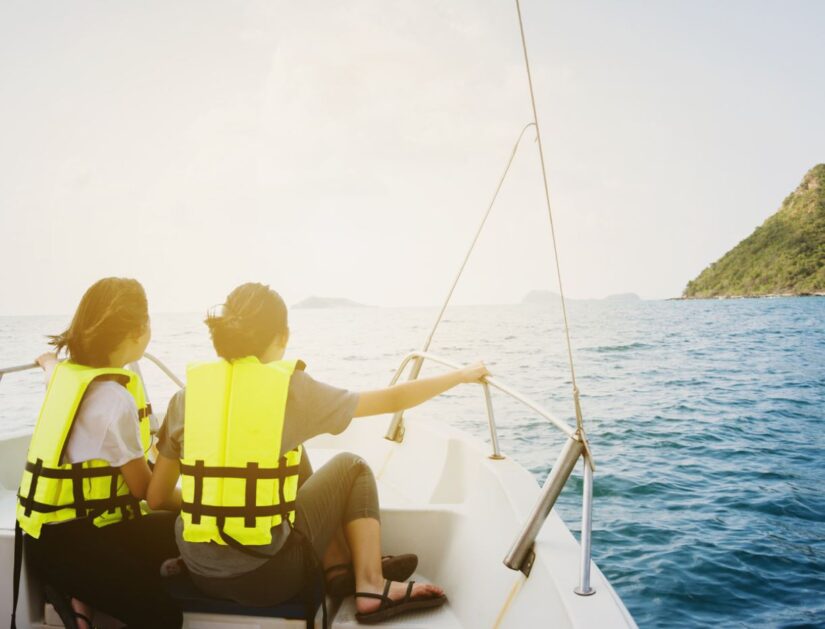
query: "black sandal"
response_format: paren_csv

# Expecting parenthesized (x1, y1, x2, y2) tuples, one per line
(353, 579, 446, 624)
(43, 584, 96, 629)
(325, 554, 418, 599)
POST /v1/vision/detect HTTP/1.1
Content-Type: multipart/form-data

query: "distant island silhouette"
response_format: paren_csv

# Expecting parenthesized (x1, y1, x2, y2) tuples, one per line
(521, 290, 641, 304)
(604, 293, 642, 302)
(293, 296, 370, 309)
(683, 164, 825, 298)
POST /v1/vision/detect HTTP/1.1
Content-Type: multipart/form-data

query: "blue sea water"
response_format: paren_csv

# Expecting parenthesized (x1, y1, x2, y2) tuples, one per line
(1, 298, 824, 628)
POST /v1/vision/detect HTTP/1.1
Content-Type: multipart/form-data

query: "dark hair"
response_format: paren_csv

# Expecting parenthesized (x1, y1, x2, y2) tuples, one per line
(49, 277, 149, 367)
(206, 283, 288, 361)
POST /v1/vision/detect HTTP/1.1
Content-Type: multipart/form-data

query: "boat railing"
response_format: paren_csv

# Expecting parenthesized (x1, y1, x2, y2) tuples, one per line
(2, 350, 596, 595)
(0, 353, 183, 388)
(384, 350, 596, 596)
(141, 353, 185, 388)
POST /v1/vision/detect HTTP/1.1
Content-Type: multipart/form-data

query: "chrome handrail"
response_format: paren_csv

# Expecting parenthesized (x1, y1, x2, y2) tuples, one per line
(0, 353, 184, 389)
(383, 350, 595, 595)
(142, 352, 184, 388)
(385, 351, 575, 441)
(0, 362, 38, 383)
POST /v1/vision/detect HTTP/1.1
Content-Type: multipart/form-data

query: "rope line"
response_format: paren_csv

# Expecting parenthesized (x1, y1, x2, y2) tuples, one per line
(514, 0, 584, 433)
(422, 122, 537, 353)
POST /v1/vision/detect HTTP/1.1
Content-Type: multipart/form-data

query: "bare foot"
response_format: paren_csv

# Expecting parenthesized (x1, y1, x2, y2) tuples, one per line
(355, 581, 444, 615)
(160, 556, 187, 577)
(71, 598, 93, 629)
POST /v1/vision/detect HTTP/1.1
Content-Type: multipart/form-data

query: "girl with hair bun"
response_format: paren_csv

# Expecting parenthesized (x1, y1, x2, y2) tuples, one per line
(17, 277, 181, 629)
(149, 282, 489, 624)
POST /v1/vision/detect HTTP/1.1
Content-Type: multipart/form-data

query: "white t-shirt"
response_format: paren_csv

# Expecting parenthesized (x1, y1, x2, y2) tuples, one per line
(62, 380, 146, 467)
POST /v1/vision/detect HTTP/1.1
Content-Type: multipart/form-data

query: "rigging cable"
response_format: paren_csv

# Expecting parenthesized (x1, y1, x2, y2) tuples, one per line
(513, 0, 591, 464)
(385, 121, 536, 441)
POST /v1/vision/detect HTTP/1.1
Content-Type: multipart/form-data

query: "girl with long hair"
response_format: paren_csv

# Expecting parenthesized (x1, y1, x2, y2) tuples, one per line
(18, 277, 181, 629)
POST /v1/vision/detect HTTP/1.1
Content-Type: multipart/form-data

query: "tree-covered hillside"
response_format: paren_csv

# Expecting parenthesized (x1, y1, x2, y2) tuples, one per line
(683, 164, 825, 298)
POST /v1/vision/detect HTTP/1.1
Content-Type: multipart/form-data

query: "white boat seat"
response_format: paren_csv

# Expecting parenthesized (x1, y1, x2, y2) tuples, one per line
(0, 488, 17, 533)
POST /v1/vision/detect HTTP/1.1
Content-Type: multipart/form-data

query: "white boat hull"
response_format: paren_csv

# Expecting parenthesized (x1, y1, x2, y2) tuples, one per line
(0, 413, 636, 628)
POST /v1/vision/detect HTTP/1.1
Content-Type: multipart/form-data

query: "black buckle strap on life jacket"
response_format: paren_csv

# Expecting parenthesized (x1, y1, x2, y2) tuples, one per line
(17, 491, 140, 516)
(71, 463, 87, 519)
(215, 515, 275, 559)
(18, 458, 138, 522)
(180, 457, 300, 527)
(138, 404, 153, 420)
(245, 462, 258, 528)
(23, 460, 124, 480)
(191, 460, 205, 524)
(22, 458, 43, 518)
(277, 455, 289, 518)
(10, 521, 22, 629)
(180, 500, 297, 520)
(179, 460, 301, 480)
(108, 473, 119, 516)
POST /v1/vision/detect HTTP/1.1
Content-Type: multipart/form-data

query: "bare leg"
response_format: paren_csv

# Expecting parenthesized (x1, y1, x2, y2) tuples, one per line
(345, 517, 443, 614)
(322, 527, 351, 576)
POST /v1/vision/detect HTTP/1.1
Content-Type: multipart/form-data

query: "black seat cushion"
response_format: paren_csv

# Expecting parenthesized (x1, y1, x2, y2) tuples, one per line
(163, 572, 321, 619)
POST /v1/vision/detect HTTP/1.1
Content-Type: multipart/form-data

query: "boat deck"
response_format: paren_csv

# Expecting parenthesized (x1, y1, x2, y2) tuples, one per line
(0, 416, 636, 628)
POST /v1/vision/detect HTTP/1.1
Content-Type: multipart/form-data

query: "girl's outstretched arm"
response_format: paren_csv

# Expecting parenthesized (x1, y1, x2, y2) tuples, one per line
(120, 457, 152, 500)
(353, 361, 489, 418)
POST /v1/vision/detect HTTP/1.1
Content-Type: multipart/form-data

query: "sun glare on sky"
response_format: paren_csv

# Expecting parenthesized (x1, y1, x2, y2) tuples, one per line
(1, 1, 823, 315)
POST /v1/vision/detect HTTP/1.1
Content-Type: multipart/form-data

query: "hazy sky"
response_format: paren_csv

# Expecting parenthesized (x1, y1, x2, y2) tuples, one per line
(1, 1, 823, 315)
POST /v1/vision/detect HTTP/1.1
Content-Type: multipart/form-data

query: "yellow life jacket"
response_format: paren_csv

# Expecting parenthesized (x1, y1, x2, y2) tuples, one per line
(180, 357, 304, 548)
(16, 362, 152, 539)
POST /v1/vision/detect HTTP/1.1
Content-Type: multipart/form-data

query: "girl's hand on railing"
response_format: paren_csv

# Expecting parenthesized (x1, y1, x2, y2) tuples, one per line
(35, 352, 58, 371)
(36, 351, 59, 383)
(459, 361, 490, 384)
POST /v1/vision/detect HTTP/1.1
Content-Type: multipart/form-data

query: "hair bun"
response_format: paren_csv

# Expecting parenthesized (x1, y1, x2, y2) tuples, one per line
(204, 283, 287, 361)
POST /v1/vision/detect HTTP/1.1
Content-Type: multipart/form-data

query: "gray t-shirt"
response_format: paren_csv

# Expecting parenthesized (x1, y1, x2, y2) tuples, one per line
(156, 369, 359, 577)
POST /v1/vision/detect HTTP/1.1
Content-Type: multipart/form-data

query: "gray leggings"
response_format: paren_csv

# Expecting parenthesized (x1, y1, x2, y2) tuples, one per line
(191, 451, 379, 605)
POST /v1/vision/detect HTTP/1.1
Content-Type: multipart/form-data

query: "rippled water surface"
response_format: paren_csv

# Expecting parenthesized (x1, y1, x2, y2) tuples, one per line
(1, 298, 824, 628)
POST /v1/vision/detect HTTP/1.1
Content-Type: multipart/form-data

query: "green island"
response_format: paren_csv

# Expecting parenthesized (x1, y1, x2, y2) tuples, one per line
(683, 164, 825, 298)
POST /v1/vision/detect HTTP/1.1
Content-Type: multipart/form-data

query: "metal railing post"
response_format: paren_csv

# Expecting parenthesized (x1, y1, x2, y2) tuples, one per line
(504, 434, 583, 575)
(384, 356, 424, 442)
(482, 382, 504, 459)
(574, 455, 595, 596)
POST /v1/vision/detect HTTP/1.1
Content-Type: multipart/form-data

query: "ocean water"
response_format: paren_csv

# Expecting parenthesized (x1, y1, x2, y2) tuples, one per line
(1, 298, 824, 628)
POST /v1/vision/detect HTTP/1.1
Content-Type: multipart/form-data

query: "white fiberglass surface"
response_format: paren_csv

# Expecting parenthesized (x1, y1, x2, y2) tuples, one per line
(0, 417, 635, 628)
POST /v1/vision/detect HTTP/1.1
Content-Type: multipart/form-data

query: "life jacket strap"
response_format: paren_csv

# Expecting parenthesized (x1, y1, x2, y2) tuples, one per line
(24, 460, 126, 480)
(178, 460, 301, 480)
(71, 463, 87, 519)
(19, 458, 141, 522)
(215, 516, 277, 559)
(180, 453, 300, 526)
(10, 521, 22, 629)
(17, 491, 140, 516)
(22, 459, 44, 517)
(180, 499, 297, 521)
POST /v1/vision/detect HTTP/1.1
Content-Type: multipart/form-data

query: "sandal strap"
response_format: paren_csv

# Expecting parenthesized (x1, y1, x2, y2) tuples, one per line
(74, 612, 94, 628)
(354, 580, 424, 613)
(353, 580, 394, 610)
